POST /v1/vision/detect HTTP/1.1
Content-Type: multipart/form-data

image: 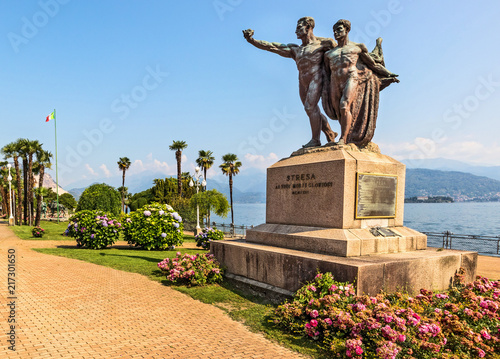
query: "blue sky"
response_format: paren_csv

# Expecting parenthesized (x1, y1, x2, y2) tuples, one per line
(1, 0, 500, 189)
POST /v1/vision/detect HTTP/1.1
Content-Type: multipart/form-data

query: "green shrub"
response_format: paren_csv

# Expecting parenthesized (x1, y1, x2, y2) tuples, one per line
(76, 183, 121, 216)
(65, 210, 121, 249)
(123, 202, 184, 250)
(195, 227, 224, 250)
(31, 226, 45, 238)
(157, 252, 223, 286)
(273, 270, 500, 358)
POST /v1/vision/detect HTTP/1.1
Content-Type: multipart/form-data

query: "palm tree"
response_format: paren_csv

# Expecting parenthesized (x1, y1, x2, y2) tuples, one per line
(169, 141, 188, 197)
(219, 153, 242, 231)
(2, 141, 23, 225)
(196, 150, 215, 225)
(196, 150, 215, 185)
(34, 149, 52, 226)
(117, 157, 131, 212)
(18, 139, 41, 225)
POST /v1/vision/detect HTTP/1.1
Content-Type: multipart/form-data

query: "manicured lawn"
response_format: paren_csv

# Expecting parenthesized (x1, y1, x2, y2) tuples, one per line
(12, 220, 69, 240)
(12, 221, 196, 243)
(33, 247, 200, 281)
(33, 246, 322, 358)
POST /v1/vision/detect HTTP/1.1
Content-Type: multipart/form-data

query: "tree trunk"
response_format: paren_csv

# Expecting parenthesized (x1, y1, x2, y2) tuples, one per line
(0, 186, 7, 217)
(14, 157, 22, 226)
(22, 158, 28, 225)
(229, 174, 234, 229)
(176, 150, 182, 197)
(121, 170, 126, 212)
(203, 167, 210, 225)
(34, 165, 45, 226)
(28, 155, 34, 226)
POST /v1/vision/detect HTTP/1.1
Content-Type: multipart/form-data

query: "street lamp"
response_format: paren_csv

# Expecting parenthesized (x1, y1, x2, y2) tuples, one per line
(7, 164, 14, 226)
(189, 166, 206, 236)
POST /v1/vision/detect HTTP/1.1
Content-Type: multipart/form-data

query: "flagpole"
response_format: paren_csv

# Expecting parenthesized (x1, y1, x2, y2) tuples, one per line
(54, 109, 60, 223)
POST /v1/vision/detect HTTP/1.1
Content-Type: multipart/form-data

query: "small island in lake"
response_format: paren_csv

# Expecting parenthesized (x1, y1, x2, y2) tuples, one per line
(405, 196, 454, 203)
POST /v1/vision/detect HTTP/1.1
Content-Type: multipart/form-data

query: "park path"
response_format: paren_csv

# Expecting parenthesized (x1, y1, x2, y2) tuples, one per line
(0, 223, 307, 359)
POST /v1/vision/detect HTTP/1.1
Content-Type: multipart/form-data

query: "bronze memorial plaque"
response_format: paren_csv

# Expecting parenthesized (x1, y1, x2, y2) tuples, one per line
(356, 173, 397, 219)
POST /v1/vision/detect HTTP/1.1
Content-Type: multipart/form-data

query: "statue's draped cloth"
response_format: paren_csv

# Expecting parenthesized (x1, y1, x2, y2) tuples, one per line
(322, 63, 384, 147)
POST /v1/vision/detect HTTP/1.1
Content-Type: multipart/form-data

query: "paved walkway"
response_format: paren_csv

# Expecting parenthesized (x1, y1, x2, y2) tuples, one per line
(0, 223, 306, 359)
(1, 224, 499, 359)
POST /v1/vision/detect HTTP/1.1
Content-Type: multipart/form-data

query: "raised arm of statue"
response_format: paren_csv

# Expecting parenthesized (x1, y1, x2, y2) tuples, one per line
(242, 29, 297, 59)
(358, 43, 398, 79)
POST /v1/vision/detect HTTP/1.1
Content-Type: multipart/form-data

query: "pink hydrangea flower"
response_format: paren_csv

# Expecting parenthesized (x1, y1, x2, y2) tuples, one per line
(481, 330, 491, 340)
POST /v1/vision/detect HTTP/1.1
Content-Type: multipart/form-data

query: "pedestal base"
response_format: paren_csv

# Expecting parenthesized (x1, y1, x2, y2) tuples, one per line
(211, 240, 477, 296)
(246, 223, 427, 257)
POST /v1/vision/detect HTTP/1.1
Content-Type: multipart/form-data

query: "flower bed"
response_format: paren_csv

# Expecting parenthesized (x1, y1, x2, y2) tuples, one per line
(32, 226, 45, 238)
(65, 210, 121, 249)
(157, 252, 223, 286)
(195, 227, 224, 250)
(273, 269, 500, 358)
(123, 203, 184, 250)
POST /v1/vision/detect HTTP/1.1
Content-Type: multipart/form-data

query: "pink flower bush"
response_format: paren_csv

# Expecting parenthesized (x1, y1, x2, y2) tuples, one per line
(32, 226, 45, 238)
(273, 269, 500, 358)
(157, 252, 223, 286)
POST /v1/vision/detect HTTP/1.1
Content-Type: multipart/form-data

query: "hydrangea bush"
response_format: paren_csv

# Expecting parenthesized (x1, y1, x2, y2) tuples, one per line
(65, 210, 121, 249)
(195, 227, 224, 250)
(273, 269, 500, 358)
(157, 252, 223, 286)
(123, 203, 184, 250)
(31, 226, 45, 238)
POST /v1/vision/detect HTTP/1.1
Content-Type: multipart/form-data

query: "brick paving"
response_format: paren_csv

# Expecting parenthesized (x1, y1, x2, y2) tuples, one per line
(0, 223, 307, 359)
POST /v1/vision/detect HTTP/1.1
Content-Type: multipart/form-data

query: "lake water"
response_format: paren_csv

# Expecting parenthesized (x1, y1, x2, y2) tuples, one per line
(211, 202, 500, 255)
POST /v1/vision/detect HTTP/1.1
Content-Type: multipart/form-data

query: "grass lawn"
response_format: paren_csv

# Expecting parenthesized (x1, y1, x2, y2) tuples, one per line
(33, 246, 323, 358)
(12, 221, 196, 243)
(12, 220, 69, 240)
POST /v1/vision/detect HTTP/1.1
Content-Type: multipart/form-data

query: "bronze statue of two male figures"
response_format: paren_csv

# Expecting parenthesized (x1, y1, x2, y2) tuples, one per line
(243, 18, 399, 148)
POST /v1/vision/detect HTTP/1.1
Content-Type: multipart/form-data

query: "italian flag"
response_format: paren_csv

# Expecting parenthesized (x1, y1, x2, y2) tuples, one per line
(46, 111, 55, 122)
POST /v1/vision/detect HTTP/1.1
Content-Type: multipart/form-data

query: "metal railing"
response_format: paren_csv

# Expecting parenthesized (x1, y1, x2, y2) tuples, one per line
(211, 222, 254, 238)
(424, 231, 500, 256)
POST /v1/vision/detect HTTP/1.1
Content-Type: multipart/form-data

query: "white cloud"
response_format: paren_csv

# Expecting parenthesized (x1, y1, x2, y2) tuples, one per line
(128, 157, 172, 175)
(380, 138, 500, 166)
(244, 152, 279, 170)
(85, 164, 98, 176)
(100, 164, 111, 178)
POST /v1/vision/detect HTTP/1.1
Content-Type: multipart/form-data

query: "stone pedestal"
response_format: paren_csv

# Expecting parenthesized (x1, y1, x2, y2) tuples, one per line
(211, 146, 478, 296)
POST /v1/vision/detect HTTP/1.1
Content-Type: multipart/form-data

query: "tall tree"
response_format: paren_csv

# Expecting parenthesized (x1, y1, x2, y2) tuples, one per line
(18, 139, 41, 225)
(2, 141, 23, 225)
(219, 153, 242, 230)
(34, 149, 52, 226)
(117, 157, 131, 212)
(169, 141, 188, 197)
(196, 150, 215, 225)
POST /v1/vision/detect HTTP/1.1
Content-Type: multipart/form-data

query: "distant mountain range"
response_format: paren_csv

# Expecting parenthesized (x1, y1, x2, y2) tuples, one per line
(35, 173, 68, 195)
(402, 158, 500, 181)
(405, 169, 500, 201)
(62, 157, 500, 203)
